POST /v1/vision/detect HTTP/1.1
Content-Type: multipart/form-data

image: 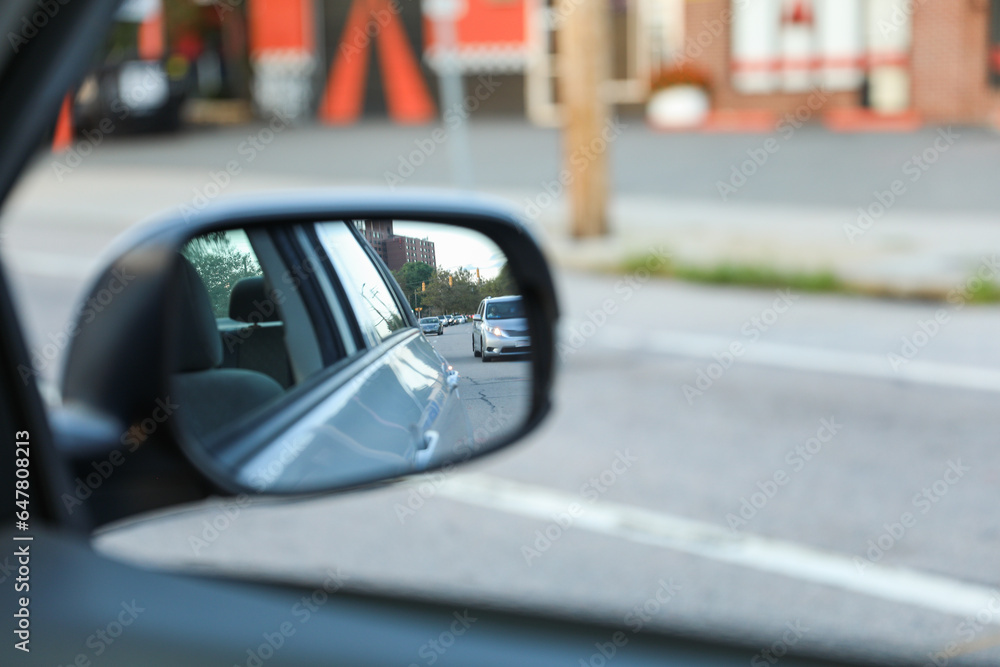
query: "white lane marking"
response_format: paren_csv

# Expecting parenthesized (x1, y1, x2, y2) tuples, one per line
(4, 251, 95, 279)
(597, 326, 1000, 393)
(435, 473, 1000, 622)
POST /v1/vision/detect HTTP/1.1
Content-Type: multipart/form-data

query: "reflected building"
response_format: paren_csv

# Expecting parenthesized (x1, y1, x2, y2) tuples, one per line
(355, 220, 436, 271)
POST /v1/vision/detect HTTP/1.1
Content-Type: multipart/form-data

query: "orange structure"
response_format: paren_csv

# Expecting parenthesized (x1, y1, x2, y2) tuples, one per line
(423, 0, 527, 65)
(247, 0, 315, 53)
(137, 8, 165, 60)
(319, 0, 435, 124)
(52, 95, 73, 152)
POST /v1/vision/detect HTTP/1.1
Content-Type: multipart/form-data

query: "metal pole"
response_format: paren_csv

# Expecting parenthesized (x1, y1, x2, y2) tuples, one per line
(434, 15, 475, 188)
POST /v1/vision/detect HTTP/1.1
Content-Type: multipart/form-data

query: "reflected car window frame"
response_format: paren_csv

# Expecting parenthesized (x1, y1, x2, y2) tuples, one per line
(313, 220, 414, 350)
(173, 222, 427, 493)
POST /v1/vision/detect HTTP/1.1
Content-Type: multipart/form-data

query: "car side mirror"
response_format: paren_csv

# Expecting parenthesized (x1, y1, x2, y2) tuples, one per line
(55, 192, 558, 521)
(473, 314, 482, 321)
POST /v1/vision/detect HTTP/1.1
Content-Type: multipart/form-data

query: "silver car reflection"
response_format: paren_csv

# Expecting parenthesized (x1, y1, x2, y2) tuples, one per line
(472, 295, 531, 361)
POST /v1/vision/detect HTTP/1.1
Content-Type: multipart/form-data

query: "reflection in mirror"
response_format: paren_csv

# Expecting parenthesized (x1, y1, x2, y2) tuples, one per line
(166, 220, 533, 494)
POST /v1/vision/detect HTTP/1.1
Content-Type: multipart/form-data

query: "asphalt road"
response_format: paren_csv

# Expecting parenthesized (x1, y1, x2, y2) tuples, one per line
(57, 119, 1000, 213)
(3, 123, 1000, 665)
(426, 321, 533, 438)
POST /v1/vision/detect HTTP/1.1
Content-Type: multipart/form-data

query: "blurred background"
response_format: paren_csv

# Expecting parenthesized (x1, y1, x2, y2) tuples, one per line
(5, 0, 1000, 664)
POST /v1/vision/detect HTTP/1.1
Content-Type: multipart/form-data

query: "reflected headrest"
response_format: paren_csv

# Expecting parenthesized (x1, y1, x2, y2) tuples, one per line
(173, 255, 222, 372)
(229, 276, 279, 323)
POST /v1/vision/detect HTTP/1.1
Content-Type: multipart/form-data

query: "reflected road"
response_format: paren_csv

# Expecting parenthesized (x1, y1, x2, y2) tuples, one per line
(425, 322, 531, 436)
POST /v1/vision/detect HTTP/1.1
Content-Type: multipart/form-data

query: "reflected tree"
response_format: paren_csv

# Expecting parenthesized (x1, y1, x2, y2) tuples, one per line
(181, 231, 261, 317)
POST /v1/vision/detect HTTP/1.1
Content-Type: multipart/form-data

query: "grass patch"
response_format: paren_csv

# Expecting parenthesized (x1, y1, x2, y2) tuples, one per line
(619, 252, 1000, 303)
(621, 254, 844, 293)
(673, 264, 842, 292)
(962, 280, 1000, 304)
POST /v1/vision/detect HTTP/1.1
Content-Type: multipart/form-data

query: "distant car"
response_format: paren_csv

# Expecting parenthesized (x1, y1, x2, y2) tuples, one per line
(472, 295, 530, 361)
(74, 59, 186, 134)
(420, 316, 444, 335)
(455, 315, 466, 324)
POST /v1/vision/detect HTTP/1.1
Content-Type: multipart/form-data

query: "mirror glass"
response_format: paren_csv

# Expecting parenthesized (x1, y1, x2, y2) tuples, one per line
(162, 219, 533, 493)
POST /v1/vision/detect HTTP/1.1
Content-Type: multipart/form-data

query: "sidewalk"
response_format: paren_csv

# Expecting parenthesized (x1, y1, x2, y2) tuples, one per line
(520, 192, 1000, 299)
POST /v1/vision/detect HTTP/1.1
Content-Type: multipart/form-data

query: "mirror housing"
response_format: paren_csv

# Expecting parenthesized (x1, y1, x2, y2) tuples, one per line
(55, 191, 558, 524)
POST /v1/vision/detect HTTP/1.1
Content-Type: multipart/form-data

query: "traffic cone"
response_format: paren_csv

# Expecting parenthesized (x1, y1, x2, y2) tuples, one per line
(52, 94, 73, 152)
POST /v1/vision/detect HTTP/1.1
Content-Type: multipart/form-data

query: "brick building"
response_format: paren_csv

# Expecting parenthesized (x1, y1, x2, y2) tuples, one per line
(122, 0, 1000, 129)
(355, 220, 436, 272)
(681, 0, 1000, 127)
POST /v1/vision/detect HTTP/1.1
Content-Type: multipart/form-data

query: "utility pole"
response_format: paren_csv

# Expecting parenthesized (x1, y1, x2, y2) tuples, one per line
(425, 0, 474, 188)
(557, 0, 611, 237)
